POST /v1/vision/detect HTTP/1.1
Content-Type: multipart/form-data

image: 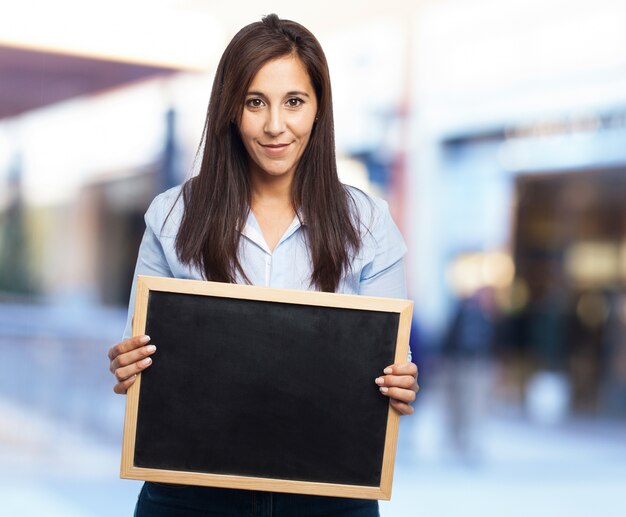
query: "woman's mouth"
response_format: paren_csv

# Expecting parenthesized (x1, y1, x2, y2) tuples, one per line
(260, 143, 291, 155)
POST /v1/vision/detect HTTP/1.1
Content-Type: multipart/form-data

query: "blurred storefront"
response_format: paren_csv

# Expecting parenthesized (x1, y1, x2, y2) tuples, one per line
(408, 0, 626, 419)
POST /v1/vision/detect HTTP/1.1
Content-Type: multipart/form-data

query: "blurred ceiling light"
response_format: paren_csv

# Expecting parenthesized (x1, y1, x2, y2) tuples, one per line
(565, 241, 619, 286)
(446, 250, 515, 297)
(481, 251, 515, 288)
(0, 0, 224, 70)
(446, 253, 483, 298)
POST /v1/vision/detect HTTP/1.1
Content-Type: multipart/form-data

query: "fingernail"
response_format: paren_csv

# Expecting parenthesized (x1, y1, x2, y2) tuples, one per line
(383, 367, 392, 374)
(146, 345, 157, 353)
(379, 387, 389, 394)
(140, 335, 150, 344)
(142, 357, 152, 366)
(375, 377, 384, 385)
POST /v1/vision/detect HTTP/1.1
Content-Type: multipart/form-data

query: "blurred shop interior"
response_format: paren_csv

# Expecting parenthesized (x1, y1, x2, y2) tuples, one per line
(1, 0, 626, 514)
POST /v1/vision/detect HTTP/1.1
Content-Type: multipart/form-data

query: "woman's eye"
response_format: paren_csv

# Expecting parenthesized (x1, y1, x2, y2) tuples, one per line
(246, 98, 264, 108)
(287, 97, 303, 108)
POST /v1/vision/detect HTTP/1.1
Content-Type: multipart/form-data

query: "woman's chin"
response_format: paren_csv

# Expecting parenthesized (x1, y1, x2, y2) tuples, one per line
(252, 165, 295, 180)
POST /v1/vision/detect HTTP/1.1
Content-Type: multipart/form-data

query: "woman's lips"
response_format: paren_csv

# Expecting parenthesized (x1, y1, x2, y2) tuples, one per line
(260, 143, 291, 155)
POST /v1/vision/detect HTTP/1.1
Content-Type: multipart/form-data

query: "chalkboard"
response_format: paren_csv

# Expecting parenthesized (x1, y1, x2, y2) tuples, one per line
(121, 275, 413, 500)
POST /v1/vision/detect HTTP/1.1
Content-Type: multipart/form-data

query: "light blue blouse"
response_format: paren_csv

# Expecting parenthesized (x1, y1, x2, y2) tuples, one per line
(123, 185, 408, 341)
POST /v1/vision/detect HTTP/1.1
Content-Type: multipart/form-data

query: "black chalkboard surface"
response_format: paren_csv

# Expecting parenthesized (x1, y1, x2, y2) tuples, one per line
(121, 276, 413, 500)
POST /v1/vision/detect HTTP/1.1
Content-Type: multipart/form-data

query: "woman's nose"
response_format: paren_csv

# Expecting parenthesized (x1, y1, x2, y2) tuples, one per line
(264, 107, 285, 136)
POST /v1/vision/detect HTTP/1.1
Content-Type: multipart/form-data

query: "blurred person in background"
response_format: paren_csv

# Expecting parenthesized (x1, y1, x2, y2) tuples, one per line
(106, 14, 418, 516)
(443, 286, 498, 461)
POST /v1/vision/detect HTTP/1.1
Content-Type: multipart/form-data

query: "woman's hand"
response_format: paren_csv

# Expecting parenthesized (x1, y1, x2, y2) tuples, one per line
(375, 362, 419, 415)
(108, 335, 156, 394)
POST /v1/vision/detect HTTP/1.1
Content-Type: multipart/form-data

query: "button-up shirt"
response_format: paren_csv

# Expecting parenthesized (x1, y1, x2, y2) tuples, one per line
(123, 185, 407, 340)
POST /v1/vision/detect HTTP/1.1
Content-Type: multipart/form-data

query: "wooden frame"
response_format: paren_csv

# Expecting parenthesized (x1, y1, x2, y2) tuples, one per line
(121, 275, 413, 500)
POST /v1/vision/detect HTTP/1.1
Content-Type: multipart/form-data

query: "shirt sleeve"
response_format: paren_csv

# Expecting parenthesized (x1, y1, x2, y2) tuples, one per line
(358, 198, 412, 362)
(121, 199, 173, 339)
(358, 198, 408, 299)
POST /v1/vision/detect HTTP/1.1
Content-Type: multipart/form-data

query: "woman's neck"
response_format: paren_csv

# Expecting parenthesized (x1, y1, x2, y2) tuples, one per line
(249, 172, 296, 252)
(249, 167, 293, 209)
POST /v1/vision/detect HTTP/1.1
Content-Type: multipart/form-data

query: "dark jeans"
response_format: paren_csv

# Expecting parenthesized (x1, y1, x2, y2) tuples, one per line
(135, 482, 380, 517)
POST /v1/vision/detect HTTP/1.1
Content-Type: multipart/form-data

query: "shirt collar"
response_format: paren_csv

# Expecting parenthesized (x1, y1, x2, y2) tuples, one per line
(240, 209, 304, 254)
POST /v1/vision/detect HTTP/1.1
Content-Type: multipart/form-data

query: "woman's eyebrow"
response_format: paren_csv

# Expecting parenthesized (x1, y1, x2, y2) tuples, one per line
(286, 90, 311, 98)
(245, 90, 311, 98)
(245, 91, 267, 98)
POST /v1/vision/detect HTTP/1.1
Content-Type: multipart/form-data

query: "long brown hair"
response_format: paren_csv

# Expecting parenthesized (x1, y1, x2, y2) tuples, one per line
(175, 14, 361, 292)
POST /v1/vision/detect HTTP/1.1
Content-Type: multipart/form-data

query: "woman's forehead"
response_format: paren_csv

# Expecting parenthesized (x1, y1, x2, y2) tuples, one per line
(247, 56, 314, 96)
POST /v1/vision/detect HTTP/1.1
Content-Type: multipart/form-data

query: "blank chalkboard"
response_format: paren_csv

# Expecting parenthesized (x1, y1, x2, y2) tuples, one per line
(121, 276, 413, 500)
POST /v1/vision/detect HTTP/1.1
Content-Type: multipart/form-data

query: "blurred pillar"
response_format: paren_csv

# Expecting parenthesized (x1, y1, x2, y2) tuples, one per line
(0, 153, 36, 295)
(160, 107, 179, 191)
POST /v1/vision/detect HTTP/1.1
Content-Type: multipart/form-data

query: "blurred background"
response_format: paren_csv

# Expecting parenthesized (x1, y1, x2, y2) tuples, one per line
(1, 0, 626, 515)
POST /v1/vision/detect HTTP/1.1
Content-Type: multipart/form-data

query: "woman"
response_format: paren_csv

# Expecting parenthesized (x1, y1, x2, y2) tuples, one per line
(108, 14, 418, 516)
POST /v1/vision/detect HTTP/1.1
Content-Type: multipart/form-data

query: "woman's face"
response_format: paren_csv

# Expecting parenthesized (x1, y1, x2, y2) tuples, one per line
(238, 55, 318, 183)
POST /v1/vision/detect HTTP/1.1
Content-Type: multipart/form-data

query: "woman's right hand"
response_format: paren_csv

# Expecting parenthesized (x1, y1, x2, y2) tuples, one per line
(108, 335, 156, 394)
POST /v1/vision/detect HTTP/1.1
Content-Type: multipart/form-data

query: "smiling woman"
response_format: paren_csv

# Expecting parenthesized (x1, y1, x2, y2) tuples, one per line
(239, 55, 319, 249)
(107, 13, 418, 517)
(240, 56, 318, 182)
(173, 13, 362, 293)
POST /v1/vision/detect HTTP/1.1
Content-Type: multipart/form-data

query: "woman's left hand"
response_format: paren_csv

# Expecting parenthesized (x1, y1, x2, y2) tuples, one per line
(375, 362, 419, 415)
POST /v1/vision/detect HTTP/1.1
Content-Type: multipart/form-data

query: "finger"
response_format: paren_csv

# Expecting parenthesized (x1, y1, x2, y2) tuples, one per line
(382, 362, 418, 377)
(113, 374, 137, 395)
(110, 344, 156, 374)
(390, 398, 414, 415)
(113, 356, 153, 382)
(378, 386, 417, 404)
(375, 374, 417, 390)
(108, 335, 151, 361)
